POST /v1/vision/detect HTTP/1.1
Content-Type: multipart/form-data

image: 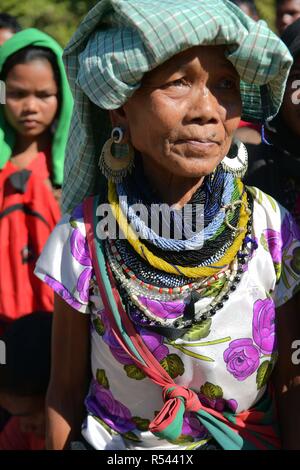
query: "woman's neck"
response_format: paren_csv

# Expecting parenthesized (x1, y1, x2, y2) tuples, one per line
(11, 131, 52, 169)
(142, 157, 204, 208)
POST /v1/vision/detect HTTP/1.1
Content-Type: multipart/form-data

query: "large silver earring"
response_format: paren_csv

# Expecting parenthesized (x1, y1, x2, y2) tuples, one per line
(221, 140, 248, 178)
(98, 127, 134, 182)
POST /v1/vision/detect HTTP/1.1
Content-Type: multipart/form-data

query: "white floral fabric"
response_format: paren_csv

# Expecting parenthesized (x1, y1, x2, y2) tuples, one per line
(35, 187, 300, 449)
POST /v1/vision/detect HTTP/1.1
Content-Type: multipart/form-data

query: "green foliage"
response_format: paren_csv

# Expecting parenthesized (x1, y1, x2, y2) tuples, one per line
(160, 354, 185, 378)
(256, 0, 276, 32)
(124, 364, 146, 380)
(256, 361, 273, 389)
(182, 318, 212, 342)
(1, 0, 278, 45)
(0, 0, 97, 46)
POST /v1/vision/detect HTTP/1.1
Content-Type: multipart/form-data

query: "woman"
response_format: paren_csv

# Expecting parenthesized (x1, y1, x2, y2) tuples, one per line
(35, 0, 300, 450)
(246, 18, 300, 225)
(0, 29, 73, 326)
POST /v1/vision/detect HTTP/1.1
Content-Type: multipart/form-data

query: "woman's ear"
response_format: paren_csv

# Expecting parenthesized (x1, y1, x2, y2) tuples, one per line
(109, 107, 131, 143)
(109, 107, 127, 127)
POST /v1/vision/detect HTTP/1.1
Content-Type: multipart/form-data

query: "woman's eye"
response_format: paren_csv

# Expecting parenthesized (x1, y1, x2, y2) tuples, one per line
(164, 78, 190, 88)
(7, 91, 26, 99)
(37, 92, 56, 99)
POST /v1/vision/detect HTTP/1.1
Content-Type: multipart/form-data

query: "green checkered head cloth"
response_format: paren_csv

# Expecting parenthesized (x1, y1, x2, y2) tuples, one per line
(62, 0, 292, 212)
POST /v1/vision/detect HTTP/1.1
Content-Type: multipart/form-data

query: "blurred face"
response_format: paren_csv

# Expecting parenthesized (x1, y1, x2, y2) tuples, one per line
(281, 54, 300, 136)
(0, 28, 14, 46)
(4, 59, 58, 138)
(238, 3, 259, 21)
(0, 392, 45, 437)
(276, 0, 300, 35)
(115, 46, 242, 179)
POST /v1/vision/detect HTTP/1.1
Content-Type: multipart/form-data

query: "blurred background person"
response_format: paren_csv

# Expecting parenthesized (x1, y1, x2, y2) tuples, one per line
(276, 0, 300, 35)
(229, 0, 260, 21)
(0, 13, 21, 47)
(246, 18, 300, 224)
(229, 1, 262, 145)
(0, 29, 73, 332)
(0, 312, 52, 450)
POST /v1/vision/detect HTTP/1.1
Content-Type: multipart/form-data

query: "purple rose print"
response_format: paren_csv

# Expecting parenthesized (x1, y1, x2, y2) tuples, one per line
(182, 413, 208, 439)
(70, 228, 93, 302)
(138, 297, 185, 320)
(263, 229, 282, 264)
(252, 298, 276, 355)
(85, 379, 135, 434)
(44, 275, 82, 310)
(100, 310, 169, 366)
(101, 310, 134, 365)
(198, 393, 238, 413)
(138, 327, 169, 362)
(227, 399, 238, 413)
(223, 339, 260, 381)
(70, 228, 91, 266)
(282, 212, 300, 248)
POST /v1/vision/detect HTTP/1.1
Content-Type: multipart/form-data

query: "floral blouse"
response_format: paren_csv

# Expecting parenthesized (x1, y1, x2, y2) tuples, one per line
(35, 187, 300, 450)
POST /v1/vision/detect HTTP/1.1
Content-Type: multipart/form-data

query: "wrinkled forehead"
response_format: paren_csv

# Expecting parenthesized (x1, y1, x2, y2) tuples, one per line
(142, 45, 237, 83)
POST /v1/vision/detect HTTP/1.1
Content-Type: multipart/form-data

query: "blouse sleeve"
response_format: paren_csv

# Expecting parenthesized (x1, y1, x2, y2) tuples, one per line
(273, 205, 300, 308)
(34, 203, 94, 314)
(249, 186, 300, 309)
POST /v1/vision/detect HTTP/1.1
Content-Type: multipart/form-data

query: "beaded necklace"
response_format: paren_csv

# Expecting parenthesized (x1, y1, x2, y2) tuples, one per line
(116, 169, 236, 251)
(113, 237, 197, 287)
(105, 238, 230, 301)
(107, 179, 250, 277)
(102, 162, 255, 337)
(106, 194, 255, 338)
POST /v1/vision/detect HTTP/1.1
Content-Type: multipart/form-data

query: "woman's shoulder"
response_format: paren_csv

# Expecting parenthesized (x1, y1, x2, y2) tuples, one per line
(247, 185, 300, 308)
(53, 202, 85, 234)
(35, 201, 92, 313)
(248, 185, 286, 233)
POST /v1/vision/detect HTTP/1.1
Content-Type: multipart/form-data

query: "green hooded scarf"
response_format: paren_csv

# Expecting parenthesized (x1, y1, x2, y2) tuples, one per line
(0, 28, 73, 185)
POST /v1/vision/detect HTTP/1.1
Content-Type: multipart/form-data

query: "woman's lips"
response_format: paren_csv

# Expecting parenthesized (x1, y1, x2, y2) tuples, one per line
(186, 139, 217, 146)
(176, 139, 219, 150)
(20, 120, 40, 129)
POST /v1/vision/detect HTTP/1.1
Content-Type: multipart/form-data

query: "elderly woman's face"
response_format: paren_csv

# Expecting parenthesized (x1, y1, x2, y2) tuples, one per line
(117, 46, 242, 179)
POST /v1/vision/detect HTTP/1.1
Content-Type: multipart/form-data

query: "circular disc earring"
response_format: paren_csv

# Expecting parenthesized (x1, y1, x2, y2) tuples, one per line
(98, 127, 134, 182)
(221, 140, 248, 178)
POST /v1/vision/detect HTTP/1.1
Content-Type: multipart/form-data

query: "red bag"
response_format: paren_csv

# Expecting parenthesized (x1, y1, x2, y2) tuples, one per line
(0, 151, 60, 325)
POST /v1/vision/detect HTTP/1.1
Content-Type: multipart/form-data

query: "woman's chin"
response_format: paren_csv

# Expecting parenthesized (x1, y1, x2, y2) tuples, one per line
(167, 156, 222, 178)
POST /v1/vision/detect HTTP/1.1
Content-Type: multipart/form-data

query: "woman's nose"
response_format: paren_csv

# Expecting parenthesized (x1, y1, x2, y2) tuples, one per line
(23, 96, 39, 113)
(186, 86, 219, 125)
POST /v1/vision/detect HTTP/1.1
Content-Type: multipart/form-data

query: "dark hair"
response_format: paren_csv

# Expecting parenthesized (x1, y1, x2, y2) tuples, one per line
(229, 0, 258, 17)
(0, 13, 21, 33)
(1, 46, 61, 91)
(276, 0, 294, 7)
(0, 312, 52, 396)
